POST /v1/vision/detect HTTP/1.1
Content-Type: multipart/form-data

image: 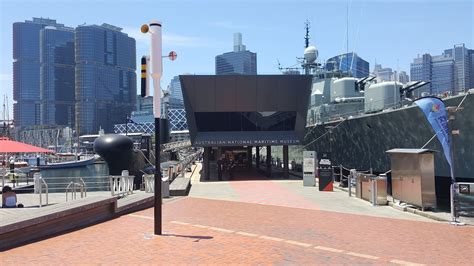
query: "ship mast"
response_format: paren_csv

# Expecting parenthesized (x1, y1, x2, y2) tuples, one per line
(304, 20, 310, 49)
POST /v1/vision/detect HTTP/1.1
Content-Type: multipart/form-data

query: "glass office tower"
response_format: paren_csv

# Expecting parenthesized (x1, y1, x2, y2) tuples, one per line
(75, 23, 136, 135)
(215, 33, 257, 75)
(40, 26, 75, 127)
(13, 18, 69, 127)
(325, 52, 370, 78)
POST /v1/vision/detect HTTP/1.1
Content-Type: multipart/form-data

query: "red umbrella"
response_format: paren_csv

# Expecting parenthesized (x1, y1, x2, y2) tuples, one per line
(0, 137, 54, 153)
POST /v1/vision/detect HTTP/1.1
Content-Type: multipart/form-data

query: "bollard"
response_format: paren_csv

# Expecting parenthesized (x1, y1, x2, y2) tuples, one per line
(371, 177, 377, 206)
(450, 183, 459, 223)
(349, 169, 356, 197)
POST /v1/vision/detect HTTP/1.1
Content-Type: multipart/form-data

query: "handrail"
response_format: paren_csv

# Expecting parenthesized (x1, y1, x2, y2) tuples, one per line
(66, 181, 74, 201)
(79, 177, 87, 197)
(66, 181, 85, 201)
(38, 177, 48, 207)
(161, 140, 191, 152)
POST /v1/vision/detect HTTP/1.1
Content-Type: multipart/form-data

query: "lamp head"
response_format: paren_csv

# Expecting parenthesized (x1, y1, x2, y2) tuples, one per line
(140, 24, 149, 33)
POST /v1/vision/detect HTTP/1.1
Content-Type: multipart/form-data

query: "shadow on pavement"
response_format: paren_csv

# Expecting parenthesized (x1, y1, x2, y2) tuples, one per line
(200, 167, 302, 182)
(163, 233, 213, 242)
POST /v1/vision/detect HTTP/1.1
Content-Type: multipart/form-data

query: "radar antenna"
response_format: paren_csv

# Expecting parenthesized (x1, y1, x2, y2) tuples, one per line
(304, 20, 310, 48)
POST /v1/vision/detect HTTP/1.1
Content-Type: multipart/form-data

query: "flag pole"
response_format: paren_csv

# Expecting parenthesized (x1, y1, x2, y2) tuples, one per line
(447, 106, 462, 225)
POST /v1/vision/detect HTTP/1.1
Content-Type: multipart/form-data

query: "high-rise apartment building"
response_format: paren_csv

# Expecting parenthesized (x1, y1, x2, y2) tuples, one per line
(40, 26, 75, 127)
(75, 23, 136, 135)
(325, 52, 369, 78)
(13, 18, 70, 127)
(215, 33, 257, 75)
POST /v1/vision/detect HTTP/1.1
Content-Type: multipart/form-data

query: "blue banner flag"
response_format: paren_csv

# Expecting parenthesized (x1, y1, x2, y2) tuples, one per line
(414, 97, 452, 167)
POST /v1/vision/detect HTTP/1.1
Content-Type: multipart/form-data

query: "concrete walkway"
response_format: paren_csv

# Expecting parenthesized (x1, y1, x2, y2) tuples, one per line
(188, 165, 433, 222)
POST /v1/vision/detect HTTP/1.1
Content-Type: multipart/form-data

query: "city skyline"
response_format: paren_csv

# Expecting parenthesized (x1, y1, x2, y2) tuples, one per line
(1, 0, 473, 116)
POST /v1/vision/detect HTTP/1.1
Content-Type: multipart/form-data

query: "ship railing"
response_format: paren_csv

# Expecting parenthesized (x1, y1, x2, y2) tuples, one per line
(307, 97, 406, 126)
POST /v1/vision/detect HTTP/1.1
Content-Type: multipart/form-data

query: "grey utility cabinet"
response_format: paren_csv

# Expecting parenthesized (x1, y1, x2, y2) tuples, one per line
(386, 149, 436, 210)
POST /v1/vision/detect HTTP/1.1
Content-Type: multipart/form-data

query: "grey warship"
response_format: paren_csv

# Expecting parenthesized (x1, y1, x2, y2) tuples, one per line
(300, 45, 473, 205)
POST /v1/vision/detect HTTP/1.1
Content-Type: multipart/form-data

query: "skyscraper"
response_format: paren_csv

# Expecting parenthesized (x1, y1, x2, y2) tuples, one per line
(13, 18, 70, 127)
(325, 52, 369, 78)
(75, 23, 136, 135)
(373, 63, 409, 84)
(372, 64, 393, 82)
(168, 75, 183, 105)
(40, 26, 75, 127)
(397, 71, 410, 84)
(410, 44, 473, 95)
(215, 33, 257, 75)
(450, 44, 470, 92)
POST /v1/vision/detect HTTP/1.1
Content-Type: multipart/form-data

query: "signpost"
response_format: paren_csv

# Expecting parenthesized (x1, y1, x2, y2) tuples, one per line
(318, 152, 333, 191)
(303, 151, 316, 186)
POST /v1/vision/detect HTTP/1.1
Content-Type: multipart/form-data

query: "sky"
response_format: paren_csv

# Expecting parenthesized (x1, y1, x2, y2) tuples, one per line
(0, 0, 473, 117)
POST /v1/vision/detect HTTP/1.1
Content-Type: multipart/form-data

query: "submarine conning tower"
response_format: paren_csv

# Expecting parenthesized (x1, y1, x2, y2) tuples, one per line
(94, 134, 134, 175)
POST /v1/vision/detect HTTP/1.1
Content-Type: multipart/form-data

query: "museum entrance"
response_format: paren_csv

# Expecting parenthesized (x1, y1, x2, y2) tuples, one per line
(202, 145, 290, 181)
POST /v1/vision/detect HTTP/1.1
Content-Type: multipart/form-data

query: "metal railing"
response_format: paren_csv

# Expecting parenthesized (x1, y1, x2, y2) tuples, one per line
(161, 140, 191, 152)
(331, 164, 374, 197)
(35, 176, 49, 207)
(27, 176, 110, 194)
(66, 178, 87, 201)
(109, 175, 134, 196)
(143, 174, 154, 193)
(1, 168, 34, 189)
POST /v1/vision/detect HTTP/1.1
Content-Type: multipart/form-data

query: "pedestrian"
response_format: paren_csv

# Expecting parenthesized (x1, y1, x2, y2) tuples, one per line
(2, 186, 23, 208)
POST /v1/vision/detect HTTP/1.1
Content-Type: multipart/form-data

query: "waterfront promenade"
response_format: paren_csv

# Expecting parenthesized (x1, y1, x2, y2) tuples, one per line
(1, 163, 473, 264)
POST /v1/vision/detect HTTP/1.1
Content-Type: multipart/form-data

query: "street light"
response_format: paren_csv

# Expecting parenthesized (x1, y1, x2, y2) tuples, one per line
(141, 20, 177, 235)
(142, 20, 163, 235)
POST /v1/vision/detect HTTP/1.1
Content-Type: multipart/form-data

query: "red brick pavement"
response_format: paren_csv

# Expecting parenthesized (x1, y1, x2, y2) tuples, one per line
(230, 180, 320, 210)
(2, 197, 473, 265)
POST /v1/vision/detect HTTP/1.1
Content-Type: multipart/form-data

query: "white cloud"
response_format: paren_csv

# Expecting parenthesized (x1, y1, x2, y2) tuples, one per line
(122, 27, 220, 48)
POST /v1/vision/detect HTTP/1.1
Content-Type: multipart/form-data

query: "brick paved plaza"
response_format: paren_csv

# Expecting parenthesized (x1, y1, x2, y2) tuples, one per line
(1, 167, 473, 265)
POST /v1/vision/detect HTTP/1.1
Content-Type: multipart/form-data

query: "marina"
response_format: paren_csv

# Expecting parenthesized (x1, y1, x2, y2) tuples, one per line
(1, 1, 473, 263)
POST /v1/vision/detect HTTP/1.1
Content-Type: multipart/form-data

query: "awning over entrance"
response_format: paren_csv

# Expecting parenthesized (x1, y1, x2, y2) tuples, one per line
(179, 75, 313, 147)
(194, 131, 302, 147)
(0, 137, 54, 153)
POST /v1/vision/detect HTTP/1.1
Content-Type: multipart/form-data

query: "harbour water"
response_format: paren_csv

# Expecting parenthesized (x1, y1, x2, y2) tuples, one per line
(40, 163, 109, 192)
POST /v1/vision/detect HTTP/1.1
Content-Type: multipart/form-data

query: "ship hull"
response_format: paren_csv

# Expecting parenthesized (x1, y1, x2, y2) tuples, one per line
(305, 92, 473, 180)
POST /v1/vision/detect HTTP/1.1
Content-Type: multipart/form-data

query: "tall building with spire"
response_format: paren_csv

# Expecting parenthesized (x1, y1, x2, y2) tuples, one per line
(215, 33, 257, 75)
